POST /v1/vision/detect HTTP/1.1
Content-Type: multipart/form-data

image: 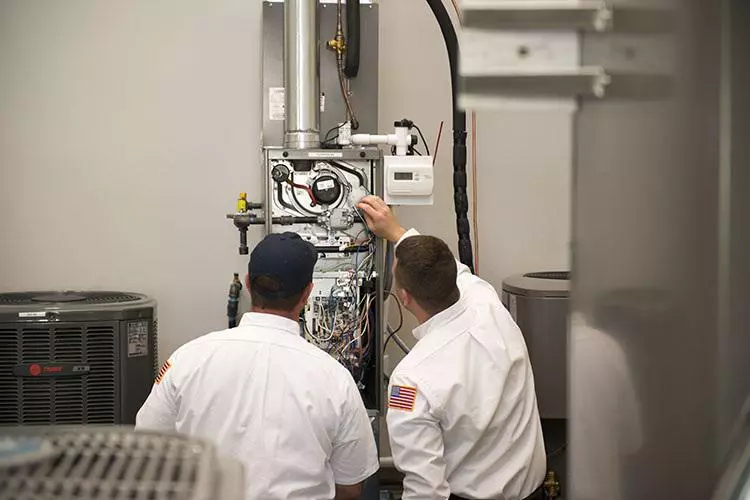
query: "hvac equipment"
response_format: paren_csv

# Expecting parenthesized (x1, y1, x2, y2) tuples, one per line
(0, 426, 244, 500)
(502, 272, 570, 498)
(226, 3, 477, 497)
(227, 1, 438, 413)
(0, 291, 157, 426)
(501, 272, 569, 419)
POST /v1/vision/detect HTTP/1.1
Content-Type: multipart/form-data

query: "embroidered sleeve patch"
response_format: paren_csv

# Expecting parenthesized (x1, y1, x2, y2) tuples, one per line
(155, 360, 172, 385)
(388, 385, 417, 412)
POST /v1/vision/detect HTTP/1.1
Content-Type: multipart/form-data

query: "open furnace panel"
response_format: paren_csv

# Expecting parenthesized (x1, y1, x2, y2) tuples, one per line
(264, 147, 384, 409)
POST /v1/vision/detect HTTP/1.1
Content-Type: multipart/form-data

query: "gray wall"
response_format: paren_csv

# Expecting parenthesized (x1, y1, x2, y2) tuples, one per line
(0, 0, 571, 366)
(0, 0, 262, 358)
(378, 0, 572, 366)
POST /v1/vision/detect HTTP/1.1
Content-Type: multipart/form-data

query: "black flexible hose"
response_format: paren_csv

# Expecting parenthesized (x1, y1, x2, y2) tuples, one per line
(331, 160, 367, 186)
(424, 0, 474, 273)
(344, 0, 360, 78)
(276, 181, 297, 212)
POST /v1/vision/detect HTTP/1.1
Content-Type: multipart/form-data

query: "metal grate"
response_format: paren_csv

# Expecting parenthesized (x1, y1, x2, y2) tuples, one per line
(0, 329, 20, 423)
(0, 291, 142, 306)
(0, 324, 117, 426)
(84, 326, 117, 424)
(152, 318, 159, 376)
(0, 429, 230, 500)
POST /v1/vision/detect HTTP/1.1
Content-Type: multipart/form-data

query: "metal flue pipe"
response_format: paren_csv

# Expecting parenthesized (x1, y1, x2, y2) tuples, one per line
(284, 0, 321, 149)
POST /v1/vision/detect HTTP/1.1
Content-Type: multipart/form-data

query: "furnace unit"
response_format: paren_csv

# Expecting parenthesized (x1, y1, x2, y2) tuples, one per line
(0, 291, 157, 426)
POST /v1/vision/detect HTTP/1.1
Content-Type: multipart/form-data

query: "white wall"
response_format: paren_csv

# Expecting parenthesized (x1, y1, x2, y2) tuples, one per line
(378, 0, 572, 363)
(0, 0, 263, 358)
(0, 0, 571, 363)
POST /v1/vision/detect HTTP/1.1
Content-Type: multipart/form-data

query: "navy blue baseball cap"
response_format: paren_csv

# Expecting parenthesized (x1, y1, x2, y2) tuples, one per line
(249, 232, 318, 298)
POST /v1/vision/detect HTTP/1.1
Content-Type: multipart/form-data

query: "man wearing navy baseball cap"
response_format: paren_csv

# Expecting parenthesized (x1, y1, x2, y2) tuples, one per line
(137, 232, 380, 500)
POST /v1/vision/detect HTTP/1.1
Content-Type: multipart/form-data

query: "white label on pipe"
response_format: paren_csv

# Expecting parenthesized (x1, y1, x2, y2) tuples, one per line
(269, 87, 285, 121)
(268, 87, 326, 121)
(317, 179, 335, 190)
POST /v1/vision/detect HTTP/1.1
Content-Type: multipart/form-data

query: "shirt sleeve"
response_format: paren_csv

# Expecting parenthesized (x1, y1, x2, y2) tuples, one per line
(330, 375, 380, 485)
(135, 354, 179, 431)
(386, 371, 450, 500)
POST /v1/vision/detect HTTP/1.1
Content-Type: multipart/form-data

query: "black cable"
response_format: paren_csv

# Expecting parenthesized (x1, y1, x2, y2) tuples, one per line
(413, 124, 431, 156)
(275, 181, 296, 212)
(331, 160, 367, 186)
(547, 442, 568, 459)
(323, 124, 343, 144)
(424, 0, 474, 273)
(382, 292, 404, 352)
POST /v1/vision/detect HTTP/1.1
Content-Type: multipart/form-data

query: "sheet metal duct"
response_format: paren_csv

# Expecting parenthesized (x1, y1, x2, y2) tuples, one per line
(284, 0, 321, 149)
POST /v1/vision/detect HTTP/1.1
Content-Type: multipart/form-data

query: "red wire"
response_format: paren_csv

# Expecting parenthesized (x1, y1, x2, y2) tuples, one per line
(287, 180, 317, 206)
(433, 121, 445, 166)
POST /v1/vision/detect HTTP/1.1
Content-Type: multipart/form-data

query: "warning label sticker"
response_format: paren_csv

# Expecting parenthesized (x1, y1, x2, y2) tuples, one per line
(268, 87, 326, 121)
(127, 321, 149, 357)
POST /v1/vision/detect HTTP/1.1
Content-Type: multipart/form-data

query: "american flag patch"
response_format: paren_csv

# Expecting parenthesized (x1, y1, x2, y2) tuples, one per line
(388, 385, 417, 412)
(155, 360, 172, 385)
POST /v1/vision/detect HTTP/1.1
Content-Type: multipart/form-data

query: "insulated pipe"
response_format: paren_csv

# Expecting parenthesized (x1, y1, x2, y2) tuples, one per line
(424, 0, 474, 273)
(344, 0, 361, 78)
(284, 0, 321, 149)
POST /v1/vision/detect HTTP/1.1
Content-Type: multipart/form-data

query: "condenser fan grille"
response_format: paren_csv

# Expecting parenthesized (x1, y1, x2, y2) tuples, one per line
(0, 429, 215, 500)
(0, 324, 117, 425)
(0, 292, 143, 306)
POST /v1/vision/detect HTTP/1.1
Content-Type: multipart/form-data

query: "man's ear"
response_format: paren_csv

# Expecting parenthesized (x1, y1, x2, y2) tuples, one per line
(300, 282, 314, 305)
(245, 274, 252, 291)
(396, 287, 412, 309)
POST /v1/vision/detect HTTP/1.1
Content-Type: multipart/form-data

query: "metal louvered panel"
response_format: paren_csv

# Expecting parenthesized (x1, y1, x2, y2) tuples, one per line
(0, 428, 244, 500)
(86, 326, 116, 424)
(2, 324, 119, 426)
(20, 329, 52, 425)
(153, 318, 159, 376)
(20, 328, 49, 363)
(54, 328, 86, 424)
(0, 329, 19, 424)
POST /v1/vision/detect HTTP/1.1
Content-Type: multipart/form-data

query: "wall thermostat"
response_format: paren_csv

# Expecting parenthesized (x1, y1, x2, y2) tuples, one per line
(383, 155, 434, 205)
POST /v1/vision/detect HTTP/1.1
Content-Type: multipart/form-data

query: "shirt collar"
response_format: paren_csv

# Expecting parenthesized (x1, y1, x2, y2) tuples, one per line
(239, 312, 301, 336)
(412, 296, 468, 341)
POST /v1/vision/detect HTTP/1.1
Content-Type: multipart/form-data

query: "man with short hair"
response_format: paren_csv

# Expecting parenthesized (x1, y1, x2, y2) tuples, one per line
(136, 232, 379, 500)
(357, 196, 545, 500)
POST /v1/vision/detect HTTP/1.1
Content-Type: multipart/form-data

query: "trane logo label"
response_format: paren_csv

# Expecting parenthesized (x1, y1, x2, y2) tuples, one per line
(13, 363, 91, 378)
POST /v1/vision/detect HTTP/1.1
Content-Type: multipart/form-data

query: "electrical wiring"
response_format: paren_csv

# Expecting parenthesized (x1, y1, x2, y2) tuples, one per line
(382, 291, 404, 352)
(413, 123, 431, 156)
(306, 227, 376, 376)
(433, 120, 444, 166)
(323, 123, 344, 144)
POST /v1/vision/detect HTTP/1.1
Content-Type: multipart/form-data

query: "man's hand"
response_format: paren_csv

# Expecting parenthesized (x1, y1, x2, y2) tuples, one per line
(356, 196, 406, 243)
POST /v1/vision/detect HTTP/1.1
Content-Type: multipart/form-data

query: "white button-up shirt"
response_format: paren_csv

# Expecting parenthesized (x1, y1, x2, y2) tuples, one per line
(387, 229, 546, 500)
(136, 312, 379, 500)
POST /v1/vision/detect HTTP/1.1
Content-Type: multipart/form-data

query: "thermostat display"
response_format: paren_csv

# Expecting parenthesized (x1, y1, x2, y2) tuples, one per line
(384, 155, 434, 206)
